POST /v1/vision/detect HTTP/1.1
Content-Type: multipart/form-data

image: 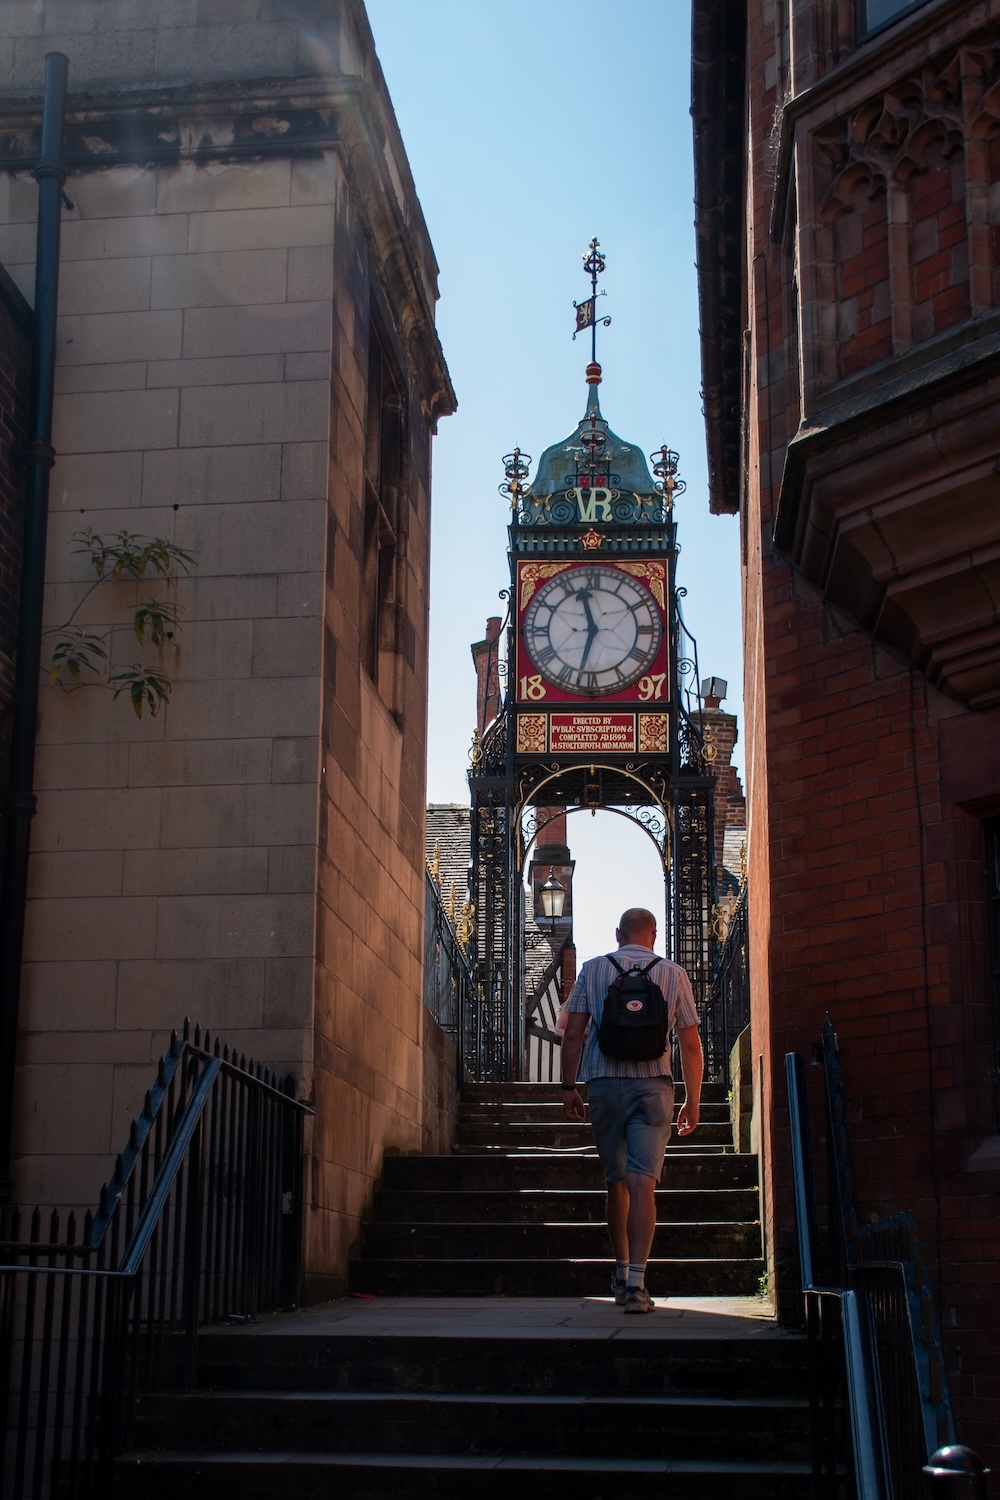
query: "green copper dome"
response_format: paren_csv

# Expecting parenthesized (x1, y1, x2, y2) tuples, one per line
(529, 380, 658, 502)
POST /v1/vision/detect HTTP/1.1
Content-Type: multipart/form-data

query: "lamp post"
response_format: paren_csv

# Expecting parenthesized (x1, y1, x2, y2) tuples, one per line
(539, 868, 566, 930)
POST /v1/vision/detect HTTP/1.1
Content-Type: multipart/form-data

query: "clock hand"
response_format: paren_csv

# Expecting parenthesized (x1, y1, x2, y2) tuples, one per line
(576, 590, 600, 669)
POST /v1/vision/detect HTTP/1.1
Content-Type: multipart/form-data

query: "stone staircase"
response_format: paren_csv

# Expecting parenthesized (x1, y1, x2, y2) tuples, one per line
(352, 1078, 765, 1296)
(116, 1080, 812, 1498)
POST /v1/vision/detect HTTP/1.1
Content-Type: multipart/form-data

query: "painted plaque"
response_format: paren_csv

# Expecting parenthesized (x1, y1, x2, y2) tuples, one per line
(549, 712, 636, 755)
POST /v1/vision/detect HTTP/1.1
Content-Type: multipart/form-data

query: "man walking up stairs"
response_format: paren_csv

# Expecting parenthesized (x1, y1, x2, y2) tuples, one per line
(118, 1072, 812, 1497)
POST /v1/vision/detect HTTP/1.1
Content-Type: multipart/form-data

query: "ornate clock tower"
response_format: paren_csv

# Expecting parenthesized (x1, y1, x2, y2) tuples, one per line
(468, 241, 717, 1082)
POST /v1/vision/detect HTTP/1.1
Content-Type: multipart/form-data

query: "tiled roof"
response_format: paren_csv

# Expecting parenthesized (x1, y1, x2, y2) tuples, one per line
(425, 804, 473, 908)
(722, 825, 746, 895)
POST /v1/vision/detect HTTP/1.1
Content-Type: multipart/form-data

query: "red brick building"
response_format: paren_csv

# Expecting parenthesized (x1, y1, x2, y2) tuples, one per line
(694, 0, 1000, 1469)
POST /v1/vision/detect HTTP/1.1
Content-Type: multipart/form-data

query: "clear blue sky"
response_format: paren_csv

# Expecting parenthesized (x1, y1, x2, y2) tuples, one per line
(365, 0, 743, 960)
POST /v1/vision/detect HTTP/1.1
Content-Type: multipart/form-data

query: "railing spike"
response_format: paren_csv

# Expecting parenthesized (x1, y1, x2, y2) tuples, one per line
(158, 1057, 168, 1087)
(144, 1089, 154, 1119)
(214, 1035, 221, 1057)
(223, 1043, 230, 1061)
(183, 1017, 191, 1040)
(49, 1207, 60, 1242)
(203, 1028, 211, 1054)
(30, 1205, 41, 1241)
(66, 1210, 77, 1245)
(169, 1029, 180, 1057)
(130, 1119, 139, 1150)
(239, 1053, 246, 1070)
(83, 1208, 94, 1241)
(114, 1153, 125, 1185)
(193, 1021, 201, 1048)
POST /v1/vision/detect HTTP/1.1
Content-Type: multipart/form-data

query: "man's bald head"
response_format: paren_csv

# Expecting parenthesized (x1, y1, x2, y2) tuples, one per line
(617, 907, 657, 946)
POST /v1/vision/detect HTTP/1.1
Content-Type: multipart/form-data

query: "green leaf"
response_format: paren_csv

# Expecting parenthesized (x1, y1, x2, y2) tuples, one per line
(109, 665, 172, 719)
(47, 629, 109, 687)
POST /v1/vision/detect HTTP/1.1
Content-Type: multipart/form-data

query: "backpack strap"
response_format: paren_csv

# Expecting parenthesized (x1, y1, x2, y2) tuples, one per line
(607, 956, 626, 976)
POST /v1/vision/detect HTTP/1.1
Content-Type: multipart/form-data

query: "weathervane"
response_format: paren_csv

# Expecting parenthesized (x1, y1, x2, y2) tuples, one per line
(573, 236, 611, 363)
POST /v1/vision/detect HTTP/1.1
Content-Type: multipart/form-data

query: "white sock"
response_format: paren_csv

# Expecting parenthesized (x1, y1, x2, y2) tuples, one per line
(615, 1260, 628, 1284)
(627, 1262, 645, 1290)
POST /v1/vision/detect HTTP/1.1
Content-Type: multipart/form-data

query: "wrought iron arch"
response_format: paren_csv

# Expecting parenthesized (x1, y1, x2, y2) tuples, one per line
(519, 791, 671, 873)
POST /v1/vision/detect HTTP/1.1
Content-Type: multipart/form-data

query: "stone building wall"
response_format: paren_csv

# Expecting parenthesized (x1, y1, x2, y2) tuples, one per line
(695, 0, 1000, 1468)
(0, 0, 454, 1295)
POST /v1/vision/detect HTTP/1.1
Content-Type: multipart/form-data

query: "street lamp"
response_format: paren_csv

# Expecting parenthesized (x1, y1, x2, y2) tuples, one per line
(539, 867, 566, 929)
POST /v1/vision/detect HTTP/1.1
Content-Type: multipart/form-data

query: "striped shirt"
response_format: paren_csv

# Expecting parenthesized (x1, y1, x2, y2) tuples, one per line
(567, 944, 700, 1081)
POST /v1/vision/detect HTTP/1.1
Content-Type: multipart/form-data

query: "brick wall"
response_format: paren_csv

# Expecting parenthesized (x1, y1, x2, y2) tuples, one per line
(0, 267, 31, 800)
(738, 0, 1000, 1474)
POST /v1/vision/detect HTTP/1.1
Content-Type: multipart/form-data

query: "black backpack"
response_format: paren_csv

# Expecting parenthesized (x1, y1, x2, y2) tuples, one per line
(596, 957, 669, 1062)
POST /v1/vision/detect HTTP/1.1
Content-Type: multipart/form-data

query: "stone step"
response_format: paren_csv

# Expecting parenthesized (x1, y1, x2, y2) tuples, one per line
(115, 1450, 812, 1499)
(453, 1122, 734, 1149)
(461, 1082, 730, 1104)
(459, 1100, 732, 1124)
(349, 1256, 766, 1298)
(380, 1153, 758, 1192)
(133, 1390, 810, 1462)
(360, 1220, 761, 1261)
(191, 1330, 808, 1398)
(372, 1187, 761, 1224)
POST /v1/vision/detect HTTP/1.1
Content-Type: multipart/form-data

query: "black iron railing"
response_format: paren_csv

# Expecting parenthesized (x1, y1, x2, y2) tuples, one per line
(708, 885, 749, 1082)
(787, 1026, 987, 1500)
(0, 1022, 309, 1499)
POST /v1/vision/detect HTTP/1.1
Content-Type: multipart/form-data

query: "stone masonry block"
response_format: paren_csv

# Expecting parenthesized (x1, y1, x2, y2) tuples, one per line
(271, 736, 318, 784)
(290, 156, 339, 208)
(276, 572, 324, 619)
(0, 221, 35, 262)
(263, 955, 313, 1028)
(158, 617, 254, 682)
(159, 784, 252, 849)
(267, 846, 316, 895)
(63, 212, 189, 261)
(163, 676, 319, 743)
(152, 23, 298, 84)
(116, 957, 266, 1033)
(288, 244, 334, 302)
(28, 850, 123, 900)
(34, 740, 129, 790)
(280, 441, 328, 499)
(32, 787, 162, 852)
(250, 782, 318, 846)
(151, 247, 287, 310)
(251, 616, 322, 678)
(65, 167, 159, 223)
(181, 498, 323, 576)
(179, 381, 328, 449)
(285, 351, 330, 381)
(23, 895, 158, 963)
(57, 309, 182, 365)
(156, 159, 291, 216)
(57, 255, 152, 317)
(53, 388, 178, 453)
(13, 30, 156, 92)
(146, 353, 285, 389)
(153, 892, 314, 960)
(127, 737, 272, 788)
(10, 1064, 117, 1156)
(0, 170, 40, 224)
(175, 573, 278, 625)
(182, 301, 330, 358)
(54, 362, 149, 394)
(187, 204, 334, 254)
(21, 960, 118, 1033)
(123, 846, 269, 897)
(141, 443, 282, 508)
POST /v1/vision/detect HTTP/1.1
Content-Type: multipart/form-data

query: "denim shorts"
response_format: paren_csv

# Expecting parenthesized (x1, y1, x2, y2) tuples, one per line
(586, 1076, 675, 1182)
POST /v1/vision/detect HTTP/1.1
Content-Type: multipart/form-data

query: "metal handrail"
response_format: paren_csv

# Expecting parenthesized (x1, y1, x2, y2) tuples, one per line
(1, 1022, 311, 1499)
(786, 1050, 892, 1500)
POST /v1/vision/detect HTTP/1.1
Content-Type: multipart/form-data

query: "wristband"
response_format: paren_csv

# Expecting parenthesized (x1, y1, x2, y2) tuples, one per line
(560, 1083, 578, 1091)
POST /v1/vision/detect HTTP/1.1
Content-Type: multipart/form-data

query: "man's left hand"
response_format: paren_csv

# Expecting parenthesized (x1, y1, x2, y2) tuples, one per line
(677, 1100, 699, 1135)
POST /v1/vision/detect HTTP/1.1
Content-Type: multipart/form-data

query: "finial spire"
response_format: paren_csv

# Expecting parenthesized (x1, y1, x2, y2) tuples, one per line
(573, 236, 611, 367)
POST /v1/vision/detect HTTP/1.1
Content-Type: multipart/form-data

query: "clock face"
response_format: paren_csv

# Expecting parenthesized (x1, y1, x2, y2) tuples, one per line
(523, 564, 663, 697)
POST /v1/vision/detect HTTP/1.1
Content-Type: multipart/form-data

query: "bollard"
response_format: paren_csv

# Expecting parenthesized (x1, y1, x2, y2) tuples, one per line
(923, 1445, 989, 1499)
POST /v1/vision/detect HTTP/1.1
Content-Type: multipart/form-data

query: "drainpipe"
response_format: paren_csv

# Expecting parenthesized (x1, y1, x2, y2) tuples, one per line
(0, 52, 69, 1204)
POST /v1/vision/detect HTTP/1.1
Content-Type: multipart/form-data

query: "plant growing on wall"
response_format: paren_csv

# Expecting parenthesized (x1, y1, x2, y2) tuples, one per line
(46, 528, 196, 718)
